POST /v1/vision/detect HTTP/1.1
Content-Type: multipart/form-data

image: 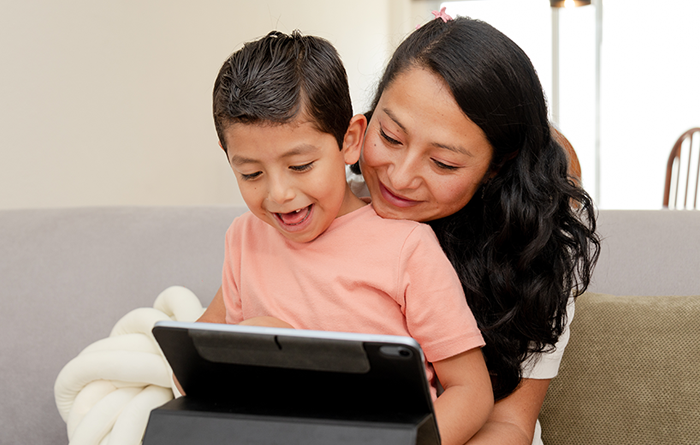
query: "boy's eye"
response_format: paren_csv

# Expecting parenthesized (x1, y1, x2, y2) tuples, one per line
(240, 171, 261, 180)
(290, 162, 314, 172)
(380, 128, 401, 145)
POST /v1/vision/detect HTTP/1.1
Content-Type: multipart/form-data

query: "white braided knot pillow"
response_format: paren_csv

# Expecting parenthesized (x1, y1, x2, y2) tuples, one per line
(54, 286, 204, 445)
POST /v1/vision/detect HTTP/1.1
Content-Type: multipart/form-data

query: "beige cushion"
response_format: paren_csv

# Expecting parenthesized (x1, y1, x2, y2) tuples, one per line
(540, 292, 700, 444)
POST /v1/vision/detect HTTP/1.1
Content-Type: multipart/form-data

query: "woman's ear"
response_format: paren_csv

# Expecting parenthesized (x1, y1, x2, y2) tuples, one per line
(342, 114, 367, 165)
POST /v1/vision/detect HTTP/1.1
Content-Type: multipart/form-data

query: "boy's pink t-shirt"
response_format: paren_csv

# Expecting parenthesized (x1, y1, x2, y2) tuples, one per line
(222, 204, 484, 395)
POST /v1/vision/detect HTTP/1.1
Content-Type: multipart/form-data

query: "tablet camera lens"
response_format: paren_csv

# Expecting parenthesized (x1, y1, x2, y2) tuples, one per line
(379, 345, 413, 358)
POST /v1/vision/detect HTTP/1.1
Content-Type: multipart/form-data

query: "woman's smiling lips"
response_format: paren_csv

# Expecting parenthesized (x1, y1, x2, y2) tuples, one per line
(379, 182, 420, 208)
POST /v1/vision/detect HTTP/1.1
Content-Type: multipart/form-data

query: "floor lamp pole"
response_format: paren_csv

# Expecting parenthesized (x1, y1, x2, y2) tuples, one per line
(551, 7, 560, 127)
(594, 0, 603, 205)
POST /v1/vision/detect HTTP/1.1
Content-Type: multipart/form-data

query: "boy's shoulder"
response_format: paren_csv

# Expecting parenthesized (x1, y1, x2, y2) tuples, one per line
(230, 210, 259, 227)
(227, 210, 273, 237)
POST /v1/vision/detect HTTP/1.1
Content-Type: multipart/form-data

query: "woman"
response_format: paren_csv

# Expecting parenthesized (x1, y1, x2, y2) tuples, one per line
(348, 15, 599, 444)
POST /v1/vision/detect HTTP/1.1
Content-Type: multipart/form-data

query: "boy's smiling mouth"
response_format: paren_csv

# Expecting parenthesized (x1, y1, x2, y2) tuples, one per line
(275, 204, 313, 226)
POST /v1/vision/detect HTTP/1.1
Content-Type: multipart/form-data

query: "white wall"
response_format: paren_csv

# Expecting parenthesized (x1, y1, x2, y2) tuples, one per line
(443, 0, 700, 210)
(599, 0, 700, 209)
(10, 1, 692, 210)
(0, 1, 422, 209)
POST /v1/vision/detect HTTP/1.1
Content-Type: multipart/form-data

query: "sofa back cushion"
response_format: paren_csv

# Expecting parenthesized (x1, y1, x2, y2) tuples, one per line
(590, 210, 700, 296)
(0, 206, 245, 445)
(540, 292, 700, 444)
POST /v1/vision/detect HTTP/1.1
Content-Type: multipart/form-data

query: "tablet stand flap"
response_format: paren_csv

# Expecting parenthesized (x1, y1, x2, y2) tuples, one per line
(143, 397, 440, 445)
(190, 329, 370, 373)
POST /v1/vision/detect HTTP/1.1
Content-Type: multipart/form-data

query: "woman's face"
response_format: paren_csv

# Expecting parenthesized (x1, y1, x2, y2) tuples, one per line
(360, 67, 494, 222)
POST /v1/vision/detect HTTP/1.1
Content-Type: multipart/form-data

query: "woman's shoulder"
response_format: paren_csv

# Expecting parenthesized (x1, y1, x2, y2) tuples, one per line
(521, 297, 576, 379)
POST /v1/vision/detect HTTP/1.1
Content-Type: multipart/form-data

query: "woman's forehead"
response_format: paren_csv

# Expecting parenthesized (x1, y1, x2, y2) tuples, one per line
(375, 67, 492, 157)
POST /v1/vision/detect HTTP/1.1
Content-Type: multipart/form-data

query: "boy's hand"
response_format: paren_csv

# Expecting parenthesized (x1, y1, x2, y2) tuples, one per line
(196, 287, 227, 324)
(239, 316, 294, 329)
(433, 348, 494, 445)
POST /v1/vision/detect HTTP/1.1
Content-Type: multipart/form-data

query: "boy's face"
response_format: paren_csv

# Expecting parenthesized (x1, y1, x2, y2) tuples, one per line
(223, 117, 363, 243)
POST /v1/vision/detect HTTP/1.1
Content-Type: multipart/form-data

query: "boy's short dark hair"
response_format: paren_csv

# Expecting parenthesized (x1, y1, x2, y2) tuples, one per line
(213, 30, 352, 152)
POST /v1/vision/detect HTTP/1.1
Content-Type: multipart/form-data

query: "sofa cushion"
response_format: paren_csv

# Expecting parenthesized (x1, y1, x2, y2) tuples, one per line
(540, 292, 700, 444)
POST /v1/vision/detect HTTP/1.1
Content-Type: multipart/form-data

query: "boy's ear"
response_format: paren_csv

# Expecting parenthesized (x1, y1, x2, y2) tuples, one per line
(342, 114, 367, 165)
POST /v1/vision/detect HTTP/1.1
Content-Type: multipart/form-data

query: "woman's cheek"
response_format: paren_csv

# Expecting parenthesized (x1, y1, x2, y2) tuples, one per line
(364, 137, 393, 170)
(360, 139, 379, 172)
(441, 177, 479, 209)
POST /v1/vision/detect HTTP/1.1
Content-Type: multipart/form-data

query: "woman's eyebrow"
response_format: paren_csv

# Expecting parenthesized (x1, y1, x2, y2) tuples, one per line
(434, 141, 472, 157)
(382, 107, 471, 157)
(382, 108, 407, 132)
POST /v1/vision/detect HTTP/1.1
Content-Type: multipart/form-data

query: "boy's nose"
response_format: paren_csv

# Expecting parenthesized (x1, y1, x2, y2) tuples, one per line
(268, 178, 295, 205)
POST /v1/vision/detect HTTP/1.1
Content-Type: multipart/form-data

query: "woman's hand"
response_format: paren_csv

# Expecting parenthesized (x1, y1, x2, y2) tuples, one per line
(466, 378, 551, 445)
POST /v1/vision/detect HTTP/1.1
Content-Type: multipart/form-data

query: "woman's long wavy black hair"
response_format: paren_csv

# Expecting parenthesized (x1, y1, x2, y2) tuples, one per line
(355, 17, 600, 400)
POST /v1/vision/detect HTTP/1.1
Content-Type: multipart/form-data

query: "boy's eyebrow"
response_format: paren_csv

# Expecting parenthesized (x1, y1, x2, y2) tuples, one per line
(229, 155, 257, 166)
(229, 144, 320, 166)
(382, 107, 473, 157)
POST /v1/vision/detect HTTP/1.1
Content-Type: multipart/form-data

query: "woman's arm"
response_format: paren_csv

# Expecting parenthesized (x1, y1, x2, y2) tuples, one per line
(197, 286, 226, 323)
(466, 378, 550, 445)
(433, 348, 494, 445)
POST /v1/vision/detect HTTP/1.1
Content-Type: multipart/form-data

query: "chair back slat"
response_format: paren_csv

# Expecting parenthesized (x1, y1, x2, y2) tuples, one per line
(695, 141, 700, 208)
(663, 127, 700, 209)
(683, 133, 693, 208)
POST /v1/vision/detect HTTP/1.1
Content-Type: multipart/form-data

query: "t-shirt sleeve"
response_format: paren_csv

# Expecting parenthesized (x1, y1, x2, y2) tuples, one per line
(399, 224, 485, 363)
(222, 218, 244, 325)
(521, 297, 575, 379)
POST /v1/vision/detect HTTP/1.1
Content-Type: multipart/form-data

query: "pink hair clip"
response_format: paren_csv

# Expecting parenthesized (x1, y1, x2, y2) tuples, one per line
(431, 7, 453, 23)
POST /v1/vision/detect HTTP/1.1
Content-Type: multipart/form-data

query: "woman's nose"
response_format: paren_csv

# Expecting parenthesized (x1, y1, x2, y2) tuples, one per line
(387, 154, 422, 190)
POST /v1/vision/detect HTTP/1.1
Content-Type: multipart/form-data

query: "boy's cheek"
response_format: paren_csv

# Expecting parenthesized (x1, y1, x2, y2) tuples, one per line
(235, 183, 257, 206)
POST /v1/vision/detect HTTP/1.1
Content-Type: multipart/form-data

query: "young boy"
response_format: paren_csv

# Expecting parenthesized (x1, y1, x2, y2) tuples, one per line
(199, 30, 493, 444)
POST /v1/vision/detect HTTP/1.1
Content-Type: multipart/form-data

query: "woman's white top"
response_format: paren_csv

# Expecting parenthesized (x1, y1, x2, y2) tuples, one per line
(346, 168, 574, 444)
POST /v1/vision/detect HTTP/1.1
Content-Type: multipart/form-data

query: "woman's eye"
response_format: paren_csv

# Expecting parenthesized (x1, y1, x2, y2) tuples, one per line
(380, 128, 401, 145)
(432, 159, 459, 171)
(290, 162, 314, 172)
(240, 171, 261, 180)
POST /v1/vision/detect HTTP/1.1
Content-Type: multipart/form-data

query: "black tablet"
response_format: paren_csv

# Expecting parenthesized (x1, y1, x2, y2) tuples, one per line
(145, 321, 440, 445)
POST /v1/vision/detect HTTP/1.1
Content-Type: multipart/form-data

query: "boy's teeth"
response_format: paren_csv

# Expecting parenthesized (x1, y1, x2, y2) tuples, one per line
(278, 205, 311, 225)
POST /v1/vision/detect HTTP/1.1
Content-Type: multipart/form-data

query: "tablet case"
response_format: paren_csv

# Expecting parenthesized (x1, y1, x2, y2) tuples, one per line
(142, 321, 440, 444)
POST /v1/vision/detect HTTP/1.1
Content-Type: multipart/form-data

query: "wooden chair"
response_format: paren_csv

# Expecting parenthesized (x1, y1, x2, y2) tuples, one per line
(552, 126, 582, 185)
(663, 127, 700, 209)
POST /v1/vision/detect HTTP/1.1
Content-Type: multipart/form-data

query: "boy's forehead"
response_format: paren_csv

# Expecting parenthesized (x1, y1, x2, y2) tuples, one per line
(223, 116, 315, 138)
(223, 119, 331, 164)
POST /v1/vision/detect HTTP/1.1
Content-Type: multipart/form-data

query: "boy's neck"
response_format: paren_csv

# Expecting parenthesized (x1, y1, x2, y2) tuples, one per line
(336, 185, 368, 218)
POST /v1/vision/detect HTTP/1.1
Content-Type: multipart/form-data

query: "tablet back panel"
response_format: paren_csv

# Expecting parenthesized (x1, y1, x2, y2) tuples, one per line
(144, 321, 440, 444)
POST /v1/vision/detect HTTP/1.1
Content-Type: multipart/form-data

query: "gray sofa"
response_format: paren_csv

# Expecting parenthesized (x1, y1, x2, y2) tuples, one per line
(1, 207, 698, 444)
